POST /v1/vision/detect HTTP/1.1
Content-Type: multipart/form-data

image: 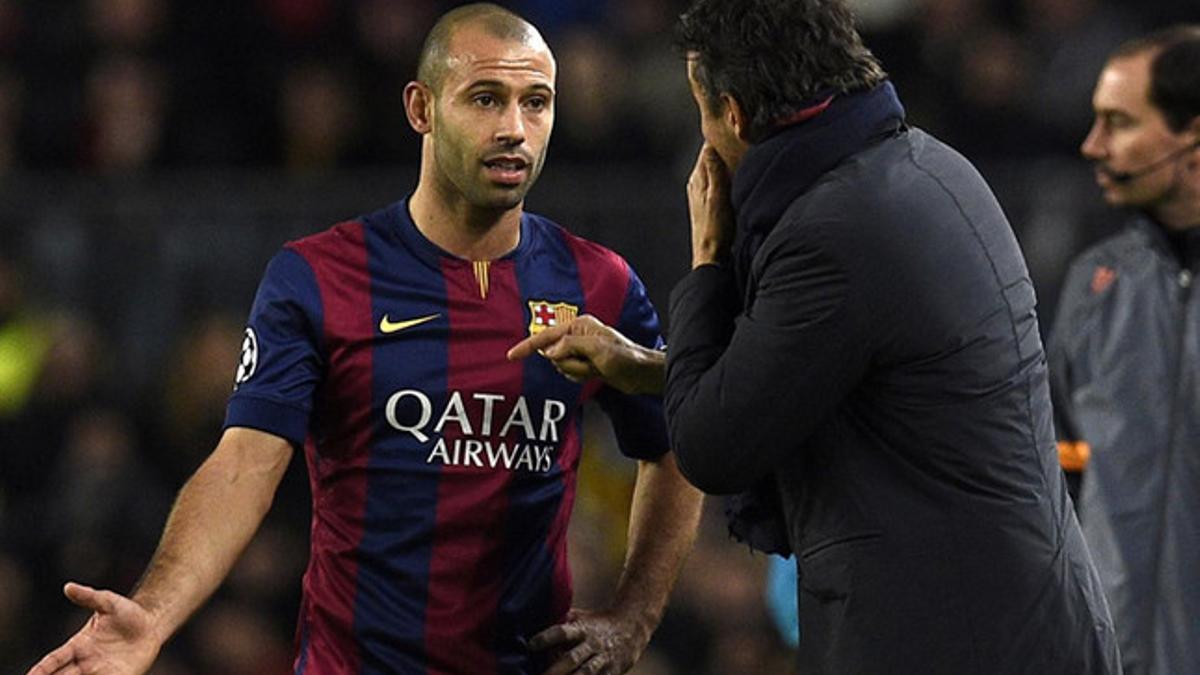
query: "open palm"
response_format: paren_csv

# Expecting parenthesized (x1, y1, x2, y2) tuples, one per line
(27, 583, 162, 675)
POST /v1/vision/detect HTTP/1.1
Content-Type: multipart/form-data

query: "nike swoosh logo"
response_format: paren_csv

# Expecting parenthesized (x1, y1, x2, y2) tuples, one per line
(380, 313, 440, 334)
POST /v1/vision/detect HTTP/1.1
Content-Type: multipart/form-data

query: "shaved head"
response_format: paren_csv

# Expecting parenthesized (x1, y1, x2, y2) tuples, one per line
(417, 3, 548, 93)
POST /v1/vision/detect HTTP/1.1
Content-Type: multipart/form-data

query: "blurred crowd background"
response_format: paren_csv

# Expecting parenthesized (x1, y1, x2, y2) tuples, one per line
(0, 0, 1194, 672)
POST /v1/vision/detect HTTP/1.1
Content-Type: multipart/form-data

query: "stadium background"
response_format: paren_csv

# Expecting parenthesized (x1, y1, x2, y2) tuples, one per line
(0, 0, 1191, 672)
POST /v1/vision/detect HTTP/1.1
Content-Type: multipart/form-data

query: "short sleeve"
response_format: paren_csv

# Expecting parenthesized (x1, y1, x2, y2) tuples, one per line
(595, 266, 670, 460)
(224, 248, 325, 446)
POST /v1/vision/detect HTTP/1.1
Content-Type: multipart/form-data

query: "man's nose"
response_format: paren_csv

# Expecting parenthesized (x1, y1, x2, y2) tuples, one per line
(1080, 124, 1105, 161)
(495, 102, 525, 146)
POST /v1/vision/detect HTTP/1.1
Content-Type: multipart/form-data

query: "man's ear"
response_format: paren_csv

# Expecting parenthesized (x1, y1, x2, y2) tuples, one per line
(404, 81, 434, 135)
(720, 93, 751, 141)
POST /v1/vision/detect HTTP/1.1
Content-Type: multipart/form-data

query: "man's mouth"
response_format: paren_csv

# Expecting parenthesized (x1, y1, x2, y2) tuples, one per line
(483, 156, 530, 185)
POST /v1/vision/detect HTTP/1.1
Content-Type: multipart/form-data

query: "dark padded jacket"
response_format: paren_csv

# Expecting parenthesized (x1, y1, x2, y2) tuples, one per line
(665, 86, 1121, 674)
(1048, 217, 1200, 675)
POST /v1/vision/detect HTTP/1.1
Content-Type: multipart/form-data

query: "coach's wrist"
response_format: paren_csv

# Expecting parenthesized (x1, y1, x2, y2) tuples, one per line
(691, 242, 730, 270)
(620, 343, 666, 396)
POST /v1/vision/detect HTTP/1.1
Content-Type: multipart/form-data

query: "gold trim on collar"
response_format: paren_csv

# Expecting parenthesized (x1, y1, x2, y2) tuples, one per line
(473, 260, 490, 299)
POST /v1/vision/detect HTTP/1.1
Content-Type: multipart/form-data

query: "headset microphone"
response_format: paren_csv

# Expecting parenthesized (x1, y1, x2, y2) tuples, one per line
(1105, 139, 1200, 183)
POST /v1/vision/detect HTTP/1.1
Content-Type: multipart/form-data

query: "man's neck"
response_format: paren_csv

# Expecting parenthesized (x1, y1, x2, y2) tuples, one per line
(1151, 184, 1200, 232)
(1153, 206, 1200, 232)
(409, 184, 523, 261)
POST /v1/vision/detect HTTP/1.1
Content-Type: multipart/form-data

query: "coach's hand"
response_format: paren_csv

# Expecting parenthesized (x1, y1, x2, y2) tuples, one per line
(687, 142, 735, 269)
(507, 315, 664, 396)
(26, 582, 162, 675)
(531, 607, 649, 675)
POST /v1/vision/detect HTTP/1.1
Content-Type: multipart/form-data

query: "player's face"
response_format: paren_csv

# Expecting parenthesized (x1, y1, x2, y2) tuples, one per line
(687, 58, 747, 174)
(1080, 52, 1188, 209)
(427, 27, 555, 211)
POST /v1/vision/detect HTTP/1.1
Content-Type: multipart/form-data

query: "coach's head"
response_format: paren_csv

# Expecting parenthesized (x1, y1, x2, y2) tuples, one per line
(676, 0, 885, 173)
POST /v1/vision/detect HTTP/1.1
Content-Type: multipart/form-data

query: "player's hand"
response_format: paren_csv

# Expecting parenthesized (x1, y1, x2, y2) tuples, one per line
(530, 607, 650, 675)
(686, 142, 735, 269)
(506, 315, 664, 395)
(26, 582, 162, 675)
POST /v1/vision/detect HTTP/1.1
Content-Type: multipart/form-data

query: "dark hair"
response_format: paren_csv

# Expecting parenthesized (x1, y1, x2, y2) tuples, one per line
(1110, 24, 1200, 132)
(675, 0, 885, 141)
(417, 3, 540, 93)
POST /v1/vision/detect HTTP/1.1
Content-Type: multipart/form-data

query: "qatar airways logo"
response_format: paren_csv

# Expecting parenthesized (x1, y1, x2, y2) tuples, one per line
(385, 389, 567, 473)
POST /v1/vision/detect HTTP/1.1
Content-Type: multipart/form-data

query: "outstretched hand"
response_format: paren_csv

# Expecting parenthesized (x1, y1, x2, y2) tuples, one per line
(27, 582, 162, 675)
(506, 315, 664, 395)
(530, 607, 650, 675)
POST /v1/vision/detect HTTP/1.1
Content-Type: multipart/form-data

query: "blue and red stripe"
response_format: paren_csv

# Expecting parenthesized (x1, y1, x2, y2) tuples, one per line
(420, 257, 526, 674)
(290, 221, 375, 674)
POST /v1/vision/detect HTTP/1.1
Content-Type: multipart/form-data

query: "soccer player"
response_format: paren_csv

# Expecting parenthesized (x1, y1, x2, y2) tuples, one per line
(26, 4, 702, 674)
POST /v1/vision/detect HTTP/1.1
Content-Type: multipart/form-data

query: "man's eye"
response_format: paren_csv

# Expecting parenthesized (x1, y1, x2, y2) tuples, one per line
(524, 97, 547, 111)
(474, 94, 497, 107)
(1104, 112, 1133, 129)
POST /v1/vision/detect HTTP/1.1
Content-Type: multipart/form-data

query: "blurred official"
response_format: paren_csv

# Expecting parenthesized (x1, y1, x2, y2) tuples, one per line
(1049, 25, 1200, 675)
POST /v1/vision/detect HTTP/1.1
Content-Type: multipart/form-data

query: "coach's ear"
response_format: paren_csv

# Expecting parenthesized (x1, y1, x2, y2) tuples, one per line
(404, 81, 434, 135)
(719, 92, 751, 142)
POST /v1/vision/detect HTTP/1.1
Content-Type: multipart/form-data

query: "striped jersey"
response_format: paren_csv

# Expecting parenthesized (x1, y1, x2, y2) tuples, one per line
(224, 199, 668, 674)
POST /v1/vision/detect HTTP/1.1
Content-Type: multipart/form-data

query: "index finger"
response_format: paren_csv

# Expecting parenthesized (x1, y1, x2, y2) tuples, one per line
(27, 643, 76, 675)
(702, 144, 726, 174)
(689, 143, 711, 182)
(507, 323, 572, 361)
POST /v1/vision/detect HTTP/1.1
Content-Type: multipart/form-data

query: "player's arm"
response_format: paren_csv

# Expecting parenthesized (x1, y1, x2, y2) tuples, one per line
(27, 426, 292, 675)
(132, 426, 293, 636)
(612, 453, 704, 656)
(531, 453, 703, 675)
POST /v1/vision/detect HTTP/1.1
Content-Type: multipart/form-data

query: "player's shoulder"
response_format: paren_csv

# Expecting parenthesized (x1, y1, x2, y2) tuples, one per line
(524, 211, 630, 277)
(284, 218, 369, 261)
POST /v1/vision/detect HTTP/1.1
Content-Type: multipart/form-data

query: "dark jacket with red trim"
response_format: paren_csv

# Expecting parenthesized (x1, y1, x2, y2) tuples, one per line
(1048, 216, 1200, 675)
(665, 83, 1121, 673)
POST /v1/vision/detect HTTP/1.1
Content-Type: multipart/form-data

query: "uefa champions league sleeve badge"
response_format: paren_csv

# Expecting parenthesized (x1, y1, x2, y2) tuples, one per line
(234, 327, 259, 390)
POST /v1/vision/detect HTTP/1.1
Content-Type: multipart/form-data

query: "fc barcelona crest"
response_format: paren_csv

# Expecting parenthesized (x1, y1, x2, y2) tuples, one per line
(527, 300, 579, 336)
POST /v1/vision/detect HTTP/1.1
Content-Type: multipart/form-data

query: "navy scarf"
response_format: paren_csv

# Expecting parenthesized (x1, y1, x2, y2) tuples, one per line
(730, 81, 906, 293)
(725, 81, 906, 556)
